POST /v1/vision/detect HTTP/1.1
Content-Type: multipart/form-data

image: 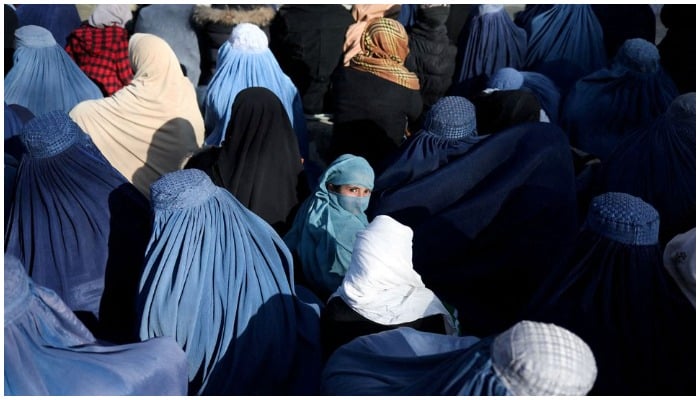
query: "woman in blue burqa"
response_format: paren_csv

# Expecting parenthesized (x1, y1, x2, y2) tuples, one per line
(368, 120, 578, 338)
(522, 192, 696, 395)
(321, 320, 597, 396)
(5, 111, 152, 344)
(4, 24, 102, 116)
(4, 255, 189, 396)
(137, 168, 322, 395)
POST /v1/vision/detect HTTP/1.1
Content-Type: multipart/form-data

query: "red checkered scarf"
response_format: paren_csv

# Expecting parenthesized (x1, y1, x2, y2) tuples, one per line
(349, 17, 420, 90)
(65, 24, 133, 96)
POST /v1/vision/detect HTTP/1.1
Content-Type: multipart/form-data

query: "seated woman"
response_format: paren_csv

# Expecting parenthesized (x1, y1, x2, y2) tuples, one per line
(284, 154, 374, 301)
(138, 169, 322, 395)
(186, 87, 308, 236)
(5, 25, 103, 116)
(69, 33, 205, 197)
(65, 4, 133, 96)
(523, 192, 696, 395)
(4, 255, 188, 396)
(5, 111, 151, 344)
(321, 215, 457, 359)
(321, 321, 597, 396)
(330, 17, 422, 169)
(487, 66, 562, 123)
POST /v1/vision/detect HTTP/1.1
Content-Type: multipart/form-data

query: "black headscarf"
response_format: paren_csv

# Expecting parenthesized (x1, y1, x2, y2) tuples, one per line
(470, 89, 541, 135)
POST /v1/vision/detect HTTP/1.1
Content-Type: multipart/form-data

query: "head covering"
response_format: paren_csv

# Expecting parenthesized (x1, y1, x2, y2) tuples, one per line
(600, 92, 695, 246)
(524, 5, 606, 92)
(133, 5, 201, 87)
(284, 154, 375, 300)
(369, 122, 578, 338)
(322, 321, 596, 395)
(5, 25, 103, 116)
(4, 255, 189, 396)
(138, 168, 321, 395)
(343, 4, 401, 66)
(591, 5, 656, 60)
(186, 87, 304, 235)
(332, 215, 456, 332)
(488, 67, 562, 123)
(88, 4, 133, 28)
(663, 228, 696, 308)
(453, 4, 527, 96)
(16, 4, 81, 47)
(4, 111, 152, 344)
(524, 192, 696, 394)
(370, 96, 481, 196)
(69, 33, 205, 197)
(203, 22, 309, 159)
(471, 89, 542, 135)
(349, 17, 420, 90)
(561, 38, 679, 161)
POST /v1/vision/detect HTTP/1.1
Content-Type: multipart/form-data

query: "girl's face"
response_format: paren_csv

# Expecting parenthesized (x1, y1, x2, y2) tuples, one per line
(327, 183, 372, 198)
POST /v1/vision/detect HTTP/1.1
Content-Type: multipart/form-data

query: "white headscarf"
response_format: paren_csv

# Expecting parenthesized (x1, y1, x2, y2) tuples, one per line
(663, 228, 696, 307)
(88, 4, 133, 28)
(332, 215, 456, 333)
(70, 33, 205, 197)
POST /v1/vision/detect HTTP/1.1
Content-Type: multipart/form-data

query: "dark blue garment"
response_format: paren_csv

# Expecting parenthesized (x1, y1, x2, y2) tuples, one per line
(522, 192, 695, 395)
(513, 4, 552, 35)
(138, 168, 321, 395)
(15, 4, 81, 47)
(4, 255, 189, 396)
(398, 4, 417, 29)
(600, 93, 695, 247)
(525, 5, 606, 94)
(452, 5, 527, 98)
(4, 102, 33, 228)
(4, 111, 152, 344)
(369, 122, 578, 337)
(487, 67, 562, 123)
(560, 38, 679, 161)
(322, 328, 503, 395)
(591, 5, 656, 61)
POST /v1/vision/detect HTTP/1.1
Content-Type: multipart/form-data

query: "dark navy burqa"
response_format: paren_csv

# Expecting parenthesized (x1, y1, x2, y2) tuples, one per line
(15, 4, 81, 48)
(4, 255, 189, 396)
(600, 93, 695, 247)
(4, 111, 152, 344)
(369, 121, 578, 338)
(137, 169, 322, 396)
(561, 38, 679, 161)
(4, 102, 33, 227)
(522, 192, 696, 395)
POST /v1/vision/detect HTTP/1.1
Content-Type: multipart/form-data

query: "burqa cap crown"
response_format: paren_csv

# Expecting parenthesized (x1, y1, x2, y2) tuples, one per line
(491, 320, 597, 396)
(479, 4, 504, 15)
(488, 67, 525, 90)
(20, 111, 81, 158)
(614, 38, 660, 73)
(423, 96, 477, 139)
(586, 192, 660, 246)
(667, 92, 696, 120)
(15, 24, 56, 48)
(228, 22, 268, 53)
(151, 168, 218, 210)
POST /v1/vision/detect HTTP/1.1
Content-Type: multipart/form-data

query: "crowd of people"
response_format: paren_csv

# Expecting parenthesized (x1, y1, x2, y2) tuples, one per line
(4, 3, 696, 396)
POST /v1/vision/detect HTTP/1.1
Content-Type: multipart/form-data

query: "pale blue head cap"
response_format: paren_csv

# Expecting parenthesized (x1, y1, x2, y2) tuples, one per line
(323, 154, 375, 191)
(20, 111, 80, 158)
(585, 192, 660, 246)
(614, 38, 660, 73)
(488, 67, 525, 90)
(151, 169, 219, 210)
(227, 22, 268, 54)
(423, 96, 477, 139)
(15, 24, 56, 48)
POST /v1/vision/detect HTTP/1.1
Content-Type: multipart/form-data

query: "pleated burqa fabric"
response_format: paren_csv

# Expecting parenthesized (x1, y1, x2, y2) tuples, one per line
(369, 122, 578, 338)
(561, 38, 679, 161)
(4, 255, 189, 396)
(4, 102, 33, 228)
(4, 111, 152, 344)
(185, 87, 305, 236)
(15, 4, 81, 47)
(203, 22, 308, 160)
(137, 169, 322, 395)
(523, 192, 696, 395)
(600, 93, 695, 246)
(4, 25, 103, 116)
(524, 5, 606, 94)
(69, 33, 205, 197)
(321, 321, 597, 396)
(453, 5, 527, 96)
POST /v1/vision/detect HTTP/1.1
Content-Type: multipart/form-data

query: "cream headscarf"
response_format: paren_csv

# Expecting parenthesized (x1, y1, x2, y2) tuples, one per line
(332, 215, 457, 333)
(69, 33, 205, 197)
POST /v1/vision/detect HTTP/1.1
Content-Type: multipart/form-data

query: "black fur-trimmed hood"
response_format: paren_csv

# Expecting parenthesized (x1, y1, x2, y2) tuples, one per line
(192, 4, 276, 27)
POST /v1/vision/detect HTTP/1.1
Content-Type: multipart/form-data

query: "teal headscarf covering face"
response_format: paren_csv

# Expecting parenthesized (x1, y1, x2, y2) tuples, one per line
(284, 154, 375, 299)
